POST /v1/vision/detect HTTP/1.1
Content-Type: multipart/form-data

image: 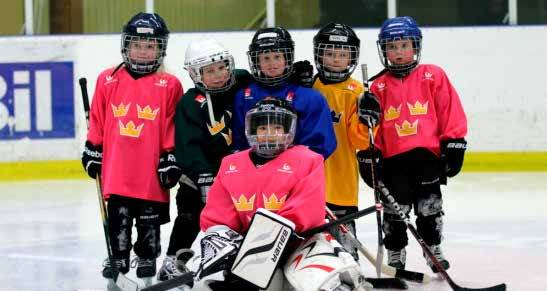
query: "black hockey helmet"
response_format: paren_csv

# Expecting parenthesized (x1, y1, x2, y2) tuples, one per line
(121, 12, 170, 74)
(245, 97, 297, 158)
(247, 27, 294, 87)
(313, 23, 360, 82)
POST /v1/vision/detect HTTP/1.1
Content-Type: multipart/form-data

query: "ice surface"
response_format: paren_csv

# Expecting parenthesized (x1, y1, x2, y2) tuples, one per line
(0, 172, 545, 290)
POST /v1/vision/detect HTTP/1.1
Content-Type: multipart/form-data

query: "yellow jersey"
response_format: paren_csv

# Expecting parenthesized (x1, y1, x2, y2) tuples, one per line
(313, 77, 371, 206)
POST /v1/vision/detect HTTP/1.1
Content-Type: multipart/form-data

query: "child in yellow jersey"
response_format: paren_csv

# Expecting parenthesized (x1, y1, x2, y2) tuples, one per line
(312, 23, 380, 260)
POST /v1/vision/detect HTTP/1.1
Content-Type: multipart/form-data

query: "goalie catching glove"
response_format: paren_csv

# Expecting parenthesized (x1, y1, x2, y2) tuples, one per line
(194, 225, 243, 282)
(440, 138, 467, 177)
(82, 140, 102, 179)
(157, 151, 183, 189)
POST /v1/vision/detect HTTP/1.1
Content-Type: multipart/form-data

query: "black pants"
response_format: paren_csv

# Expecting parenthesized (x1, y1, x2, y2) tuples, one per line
(380, 148, 445, 251)
(166, 183, 205, 256)
(107, 194, 169, 259)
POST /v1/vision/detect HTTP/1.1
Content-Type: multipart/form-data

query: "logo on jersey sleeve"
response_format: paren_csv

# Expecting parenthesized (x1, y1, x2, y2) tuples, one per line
(423, 72, 434, 81)
(244, 88, 253, 99)
(376, 82, 386, 91)
(154, 79, 168, 87)
(104, 75, 118, 85)
(195, 94, 206, 103)
(331, 110, 342, 123)
(347, 83, 356, 90)
(232, 194, 256, 211)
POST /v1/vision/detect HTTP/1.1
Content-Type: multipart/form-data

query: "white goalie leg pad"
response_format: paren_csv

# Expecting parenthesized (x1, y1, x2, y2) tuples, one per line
(283, 232, 369, 291)
(231, 208, 295, 289)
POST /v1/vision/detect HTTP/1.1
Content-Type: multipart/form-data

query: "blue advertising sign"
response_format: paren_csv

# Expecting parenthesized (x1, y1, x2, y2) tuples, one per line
(0, 62, 74, 140)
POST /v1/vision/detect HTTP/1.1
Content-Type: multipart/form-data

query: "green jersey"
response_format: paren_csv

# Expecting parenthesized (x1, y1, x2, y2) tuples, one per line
(174, 69, 254, 182)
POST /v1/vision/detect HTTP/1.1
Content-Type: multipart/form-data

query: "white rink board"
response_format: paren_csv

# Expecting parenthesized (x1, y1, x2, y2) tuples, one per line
(0, 25, 546, 162)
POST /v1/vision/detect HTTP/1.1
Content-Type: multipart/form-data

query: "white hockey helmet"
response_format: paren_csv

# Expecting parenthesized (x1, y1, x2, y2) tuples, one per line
(184, 39, 236, 93)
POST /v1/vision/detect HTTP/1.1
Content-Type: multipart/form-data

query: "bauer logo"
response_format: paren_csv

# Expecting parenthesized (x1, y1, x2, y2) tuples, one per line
(0, 62, 74, 140)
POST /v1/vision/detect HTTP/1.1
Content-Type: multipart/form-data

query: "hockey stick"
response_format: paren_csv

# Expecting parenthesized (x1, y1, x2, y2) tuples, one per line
(325, 207, 408, 289)
(360, 63, 384, 278)
(79, 78, 138, 291)
(141, 206, 376, 291)
(377, 181, 506, 291)
(140, 272, 194, 291)
(298, 204, 375, 237)
(325, 207, 431, 285)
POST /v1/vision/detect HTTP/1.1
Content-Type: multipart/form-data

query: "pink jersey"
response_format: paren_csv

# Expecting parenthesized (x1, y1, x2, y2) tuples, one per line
(87, 68, 183, 202)
(200, 146, 326, 234)
(370, 64, 467, 158)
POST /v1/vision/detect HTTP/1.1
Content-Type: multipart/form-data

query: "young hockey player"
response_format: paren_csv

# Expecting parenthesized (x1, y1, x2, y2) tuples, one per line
(312, 22, 380, 261)
(357, 16, 468, 273)
(81, 12, 183, 281)
(157, 39, 255, 281)
(232, 27, 337, 160)
(193, 97, 372, 291)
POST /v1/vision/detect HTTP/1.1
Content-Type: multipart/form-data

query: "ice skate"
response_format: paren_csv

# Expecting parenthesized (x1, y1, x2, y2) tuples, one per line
(387, 248, 406, 270)
(424, 244, 450, 273)
(102, 257, 130, 279)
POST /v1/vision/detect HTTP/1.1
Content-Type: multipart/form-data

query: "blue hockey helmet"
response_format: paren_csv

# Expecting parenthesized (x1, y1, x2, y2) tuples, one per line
(377, 16, 422, 77)
(121, 12, 170, 74)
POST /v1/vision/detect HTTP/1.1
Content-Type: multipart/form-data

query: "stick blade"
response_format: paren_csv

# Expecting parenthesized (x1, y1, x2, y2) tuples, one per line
(394, 268, 432, 283)
(455, 283, 506, 291)
(367, 277, 408, 289)
(112, 272, 139, 291)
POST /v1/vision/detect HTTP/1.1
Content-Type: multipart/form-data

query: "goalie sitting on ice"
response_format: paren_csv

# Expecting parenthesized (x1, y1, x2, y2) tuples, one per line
(178, 97, 372, 291)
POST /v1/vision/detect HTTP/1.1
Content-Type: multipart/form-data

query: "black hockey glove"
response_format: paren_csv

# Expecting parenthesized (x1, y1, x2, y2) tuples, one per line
(357, 92, 381, 127)
(357, 148, 382, 189)
(82, 140, 102, 179)
(197, 173, 215, 203)
(157, 151, 183, 189)
(440, 138, 467, 178)
(291, 60, 314, 88)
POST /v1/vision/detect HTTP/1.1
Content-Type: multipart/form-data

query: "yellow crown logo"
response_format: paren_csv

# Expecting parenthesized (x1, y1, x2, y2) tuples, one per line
(119, 120, 143, 137)
(137, 104, 159, 120)
(208, 116, 227, 135)
(111, 102, 130, 117)
(232, 194, 255, 211)
(384, 104, 401, 121)
(395, 120, 418, 136)
(407, 101, 428, 115)
(221, 129, 232, 145)
(263, 193, 287, 211)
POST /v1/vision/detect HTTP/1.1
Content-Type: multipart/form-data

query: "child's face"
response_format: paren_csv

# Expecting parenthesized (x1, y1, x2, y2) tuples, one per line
(201, 61, 230, 89)
(322, 47, 351, 72)
(258, 51, 286, 78)
(385, 39, 415, 65)
(128, 38, 160, 63)
(256, 123, 285, 143)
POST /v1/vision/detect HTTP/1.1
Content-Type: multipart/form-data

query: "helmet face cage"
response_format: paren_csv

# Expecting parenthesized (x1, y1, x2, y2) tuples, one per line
(122, 35, 167, 74)
(314, 43, 359, 82)
(248, 27, 295, 87)
(245, 101, 297, 158)
(313, 23, 360, 82)
(121, 13, 169, 74)
(186, 52, 236, 94)
(377, 16, 422, 78)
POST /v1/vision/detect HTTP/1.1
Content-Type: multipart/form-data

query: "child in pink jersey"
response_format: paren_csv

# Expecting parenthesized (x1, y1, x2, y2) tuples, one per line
(357, 16, 468, 273)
